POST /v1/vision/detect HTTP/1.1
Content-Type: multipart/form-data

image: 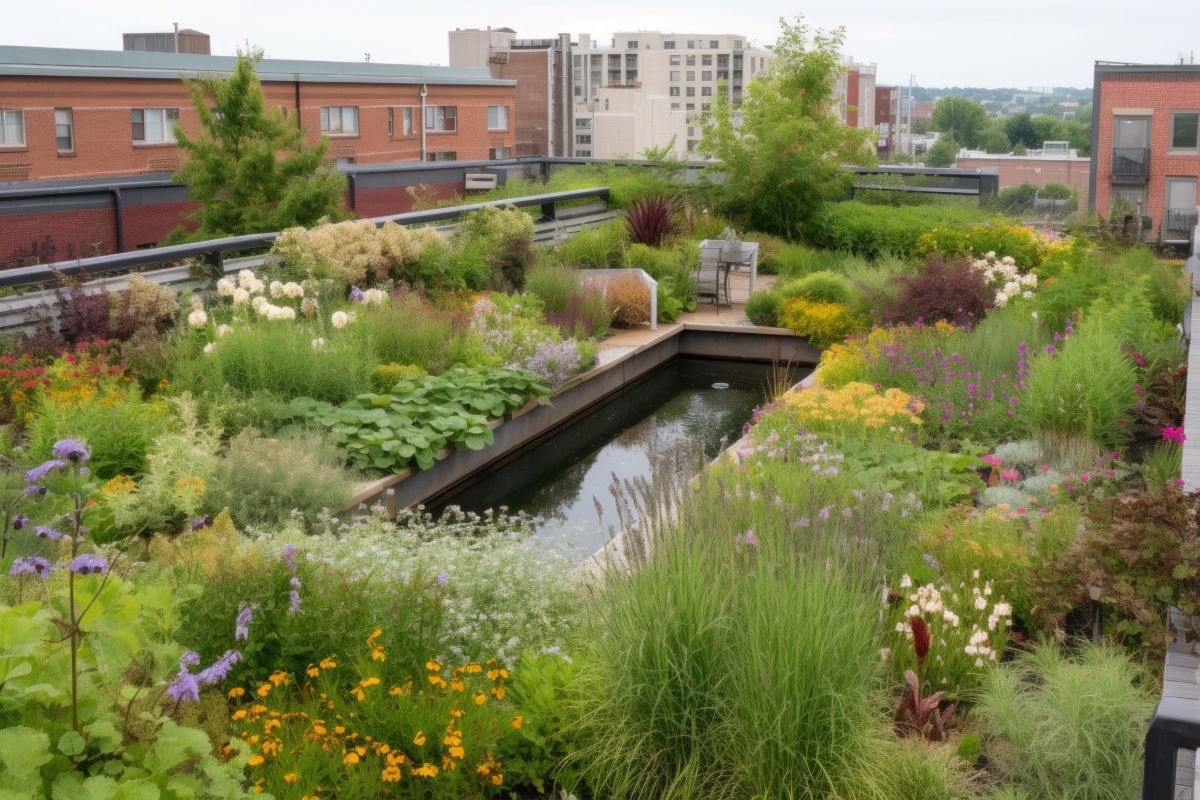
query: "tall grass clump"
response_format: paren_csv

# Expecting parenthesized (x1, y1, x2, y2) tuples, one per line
(198, 323, 374, 403)
(574, 474, 884, 800)
(556, 219, 626, 267)
(974, 641, 1153, 800)
(350, 292, 456, 369)
(525, 261, 583, 315)
(1024, 314, 1137, 449)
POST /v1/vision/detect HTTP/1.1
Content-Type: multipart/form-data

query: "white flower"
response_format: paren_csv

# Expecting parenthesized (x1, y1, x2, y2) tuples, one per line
(283, 282, 304, 298)
(974, 595, 988, 610)
(269, 280, 285, 298)
(252, 295, 268, 313)
(331, 311, 349, 329)
(899, 573, 912, 589)
(361, 288, 388, 306)
(1031, 311, 1039, 320)
(311, 337, 329, 351)
(203, 342, 215, 354)
(880, 647, 892, 661)
(216, 324, 232, 337)
(187, 309, 208, 328)
(237, 269, 257, 290)
(1022, 291, 1034, 299)
(248, 278, 266, 295)
(232, 288, 250, 305)
(216, 277, 236, 296)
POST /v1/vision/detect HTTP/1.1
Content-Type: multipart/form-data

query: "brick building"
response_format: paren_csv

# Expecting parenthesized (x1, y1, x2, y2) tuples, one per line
(835, 60, 876, 130)
(0, 45, 517, 183)
(1090, 61, 1200, 242)
(957, 151, 1091, 195)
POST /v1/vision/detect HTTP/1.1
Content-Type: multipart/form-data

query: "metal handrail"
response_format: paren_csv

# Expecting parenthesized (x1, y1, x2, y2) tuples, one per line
(0, 187, 610, 290)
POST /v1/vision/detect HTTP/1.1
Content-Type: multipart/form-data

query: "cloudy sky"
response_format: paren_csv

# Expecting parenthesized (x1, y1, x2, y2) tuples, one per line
(5, 0, 1198, 88)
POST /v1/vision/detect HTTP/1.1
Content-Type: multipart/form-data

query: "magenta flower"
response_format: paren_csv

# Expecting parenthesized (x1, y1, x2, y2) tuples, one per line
(982, 454, 1002, 468)
(1162, 426, 1187, 444)
(1038, 464, 1050, 472)
(741, 529, 757, 546)
(1000, 469, 1021, 482)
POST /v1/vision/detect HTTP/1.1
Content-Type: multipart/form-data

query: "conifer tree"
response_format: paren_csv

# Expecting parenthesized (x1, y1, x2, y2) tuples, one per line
(168, 51, 346, 241)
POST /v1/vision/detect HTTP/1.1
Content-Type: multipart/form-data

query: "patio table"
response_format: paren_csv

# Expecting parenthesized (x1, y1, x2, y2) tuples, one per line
(699, 239, 760, 296)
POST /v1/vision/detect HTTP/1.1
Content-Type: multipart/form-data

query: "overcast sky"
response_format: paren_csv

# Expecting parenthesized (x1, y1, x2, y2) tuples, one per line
(5, 0, 1199, 89)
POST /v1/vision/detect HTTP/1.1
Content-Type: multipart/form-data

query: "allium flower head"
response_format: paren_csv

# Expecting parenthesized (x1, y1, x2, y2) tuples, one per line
(187, 309, 208, 328)
(331, 311, 350, 329)
(53, 439, 91, 463)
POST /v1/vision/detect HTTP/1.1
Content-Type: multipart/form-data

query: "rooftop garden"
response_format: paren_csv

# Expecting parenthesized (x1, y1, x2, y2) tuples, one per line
(2, 18, 1196, 800)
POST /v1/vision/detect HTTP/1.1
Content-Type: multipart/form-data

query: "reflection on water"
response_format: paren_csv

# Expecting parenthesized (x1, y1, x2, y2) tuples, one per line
(438, 359, 806, 558)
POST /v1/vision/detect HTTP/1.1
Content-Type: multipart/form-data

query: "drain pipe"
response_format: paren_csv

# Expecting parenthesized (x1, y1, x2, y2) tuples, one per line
(419, 84, 428, 162)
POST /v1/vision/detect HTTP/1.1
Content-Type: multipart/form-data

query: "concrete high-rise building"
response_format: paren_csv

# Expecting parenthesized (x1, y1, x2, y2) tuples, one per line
(452, 28, 774, 160)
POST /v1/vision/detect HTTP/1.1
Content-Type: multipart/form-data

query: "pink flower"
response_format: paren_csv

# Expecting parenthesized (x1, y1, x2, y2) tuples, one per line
(741, 529, 757, 547)
(1162, 426, 1187, 444)
(1017, 507, 1027, 515)
(1176, 479, 1187, 488)
(1038, 464, 1050, 472)
(982, 454, 1002, 468)
(1000, 468, 1021, 482)
(1079, 473, 1090, 482)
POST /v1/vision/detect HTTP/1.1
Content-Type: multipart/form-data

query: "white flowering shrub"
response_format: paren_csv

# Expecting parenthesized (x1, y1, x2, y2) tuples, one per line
(269, 219, 429, 288)
(881, 571, 1013, 697)
(971, 251, 1037, 307)
(254, 506, 583, 668)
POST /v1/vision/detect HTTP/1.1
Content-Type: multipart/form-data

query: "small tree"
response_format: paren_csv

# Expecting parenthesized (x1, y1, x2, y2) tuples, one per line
(698, 18, 874, 240)
(932, 96, 989, 149)
(924, 135, 961, 168)
(168, 51, 346, 241)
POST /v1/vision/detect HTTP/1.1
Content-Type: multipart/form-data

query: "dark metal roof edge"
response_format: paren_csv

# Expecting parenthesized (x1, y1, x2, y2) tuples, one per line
(1095, 61, 1200, 74)
(0, 64, 515, 87)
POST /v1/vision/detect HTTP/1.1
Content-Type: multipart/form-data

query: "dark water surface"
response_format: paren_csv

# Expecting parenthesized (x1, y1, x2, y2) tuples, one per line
(437, 358, 808, 557)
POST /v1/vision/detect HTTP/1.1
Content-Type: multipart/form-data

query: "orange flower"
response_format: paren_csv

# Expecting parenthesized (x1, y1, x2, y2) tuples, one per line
(511, 716, 523, 729)
(283, 773, 299, 784)
(228, 687, 245, 699)
(413, 731, 426, 746)
(473, 692, 487, 706)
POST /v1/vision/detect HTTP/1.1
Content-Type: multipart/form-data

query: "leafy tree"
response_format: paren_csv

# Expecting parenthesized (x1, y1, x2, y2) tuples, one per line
(977, 124, 1011, 154)
(1030, 114, 1066, 145)
(698, 17, 874, 239)
(1004, 113, 1038, 150)
(932, 96, 989, 148)
(924, 135, 961, 168)
(167, 52, 347, 242)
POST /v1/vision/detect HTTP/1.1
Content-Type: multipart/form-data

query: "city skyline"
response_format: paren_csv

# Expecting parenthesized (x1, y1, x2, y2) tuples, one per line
(5, 0, 1199, 89)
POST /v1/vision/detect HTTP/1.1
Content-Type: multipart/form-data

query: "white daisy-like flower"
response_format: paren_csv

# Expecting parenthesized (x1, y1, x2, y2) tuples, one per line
(232, 288, 250, 305)
(216, 324, 232, 337)
(331, 311, 349, 329)
(216, 277, 236, 296)
(203, 342, 215, 354)
(187, 309, 208, 328)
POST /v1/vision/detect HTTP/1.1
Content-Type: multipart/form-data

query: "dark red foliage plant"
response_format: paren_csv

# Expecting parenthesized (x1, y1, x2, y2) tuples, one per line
(908, 615, 931, 663)
(895, 669, 955, 742)
(625, 196, 678, 247)
(883, 254, 993, 326)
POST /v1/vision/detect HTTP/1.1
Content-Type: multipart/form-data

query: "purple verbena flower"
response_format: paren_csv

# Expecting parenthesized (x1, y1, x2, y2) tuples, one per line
(288, 590, 302, 615)
(436, 571, 450, 588)
(349, 285, 365, 302)
(69, 554, 108, 575)
(25, 460, 65, 485)
(197, 649, 241, 685)
(35, 525, 65, 541)
(180, 651, 201, 669)
(283, 543, 297, 573)
(52, 439, 91, 463)
(166, 669, 200, 702)
(9, 556, 53, 578)
(234, 604, 257, 642)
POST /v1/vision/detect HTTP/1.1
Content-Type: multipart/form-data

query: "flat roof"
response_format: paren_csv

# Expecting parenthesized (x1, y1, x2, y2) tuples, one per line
(1095, 60, 1200, 74)
(0, 45, 515, 87)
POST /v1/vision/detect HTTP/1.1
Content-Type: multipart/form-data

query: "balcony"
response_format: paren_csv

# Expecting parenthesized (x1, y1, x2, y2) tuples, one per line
(606, 80, 642, 89)
(1111, 147, 1149, 183)
(1164, 209, 1199, 239)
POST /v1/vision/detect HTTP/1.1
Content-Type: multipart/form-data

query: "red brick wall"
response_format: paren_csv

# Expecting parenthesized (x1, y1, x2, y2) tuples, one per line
(491, 49, 551, 156)
(353, 183, 463, 218)
(0, 74, 516, 181)
(0, 207, 116, 266)
(123, 200, 201, 248)
(846, 70, 861, 128)
(956, 156, 1091, 194)
(1095, 72, 1200, 228)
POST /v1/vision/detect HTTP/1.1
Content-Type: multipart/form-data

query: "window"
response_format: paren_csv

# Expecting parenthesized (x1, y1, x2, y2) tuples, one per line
(702, 55, 713, 66)
(487, 105, 509, 130)
(734, 40, 743, 49)
(319, 106, 359, 135)
(0, 110, 25, 146)
(627, 40, 638, 49)
(1111, 185, 1146, 212)
(426, 151, 457, 161)
(701, 70, 712, 81)
(670, 102, 681, 110)
(686, 102, 695, 110)
(669, 55, 681, 66)
(131, 108, 179, 143)
(575, 149, 591, 157)
(1165, 177, 1198, 232)
(669, 70, 680, 81)
(686, 71, 695, 81)
(425, 105, 457, 132)
(669, 87, 680, 97)
(576, 118, 591, 128)
(664, 40, 676, 49)
(710, 39, 719, 48)
(576, 134, 592, 144)
(489, 146, 512, 159)
(701, 86, 713, 97)
(686, 87, 696, 97)
(387, 107, 394, 137)
(686, 55, 696, 66)
(1171, 112, 1200, 150)
(403, 107, 413, 136)
(54, 108, 74, 152)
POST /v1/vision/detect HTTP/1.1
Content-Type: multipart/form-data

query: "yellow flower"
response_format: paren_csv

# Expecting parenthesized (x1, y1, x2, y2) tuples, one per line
(343, 751, 360, 766)
(256, 683, 271, 698)
(366, 629, 382, 645)
(370, 645, 386, 662)
(491, 685, 507, 700)
(450, 708, 464, 718)
(413, 763, 439, 778)
(491, 774, 504, 786)
(101, 475, 137, 496)
(473, 692, 487, 706)
(425, 660, 442, 672)
(413, 731, 426, 746)
(511, 716, 523, 729)
(465, 662, 482, 674)
(174, 475, 206, 494)
(263, 719, 281, 734)
(428, 675, 448, 689)
(231, 709, 248, 721)
(389, 681, 412, 696)
(381, 765, 403, 782)
(450, 679, 465, 692)
(283, 773, 298, 784)
(449, 745, 465, 759)
(228, 687, 245, 699)
(268, 670, 289, 687)
(319, 657, 337, 669)
(247, 755, 265, 767)
(307, 665, 320, 678)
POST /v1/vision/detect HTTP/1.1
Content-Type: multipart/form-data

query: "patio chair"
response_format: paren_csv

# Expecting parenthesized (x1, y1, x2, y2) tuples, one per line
(697, 244, 729, 307)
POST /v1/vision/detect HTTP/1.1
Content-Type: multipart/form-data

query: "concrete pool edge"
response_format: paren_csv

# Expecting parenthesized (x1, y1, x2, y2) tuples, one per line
(340, 324, 819, 516)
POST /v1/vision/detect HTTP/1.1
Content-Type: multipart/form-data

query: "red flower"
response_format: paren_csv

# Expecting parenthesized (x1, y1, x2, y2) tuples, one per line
(909, 616, 931, 663)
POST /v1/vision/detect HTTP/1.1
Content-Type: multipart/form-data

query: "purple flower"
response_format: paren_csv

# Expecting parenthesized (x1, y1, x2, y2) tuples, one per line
(349, 285, 365, 302)
(282, 543, 297, 573)
(234, 604, 257, 642)
(842, 507, 853, 518)
(922, 553, 942, 570)
(741, 529, 757, 546)
(52, 439, 90, 463)
(11, 514, 29, 530)
(69, 554, 108, 575)
(22, 485, 48, 497)
(9, 556, 53, 578)
(25, 460, 65, 485)
(197, 649, 241, 685)
(794, 516, 810, 528)
(436, 571, 450, 588)
(35, 525, 65, 541)
(1045, 345, 1056, 356)
(190, 516, 212, 531)
(818, 506, 831, 520)
(288, 590, 302, 615)
(289, 575, 301, 589)
(180, 651, 201, 669)
(512, 340, 583, 389)
(1162, 426, 1187, 444)
(166, 669, 200, 702)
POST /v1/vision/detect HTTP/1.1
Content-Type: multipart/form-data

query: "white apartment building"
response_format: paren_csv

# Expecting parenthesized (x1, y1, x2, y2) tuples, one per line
(570, 31, 775, 160)
(833, 59, 877, 130)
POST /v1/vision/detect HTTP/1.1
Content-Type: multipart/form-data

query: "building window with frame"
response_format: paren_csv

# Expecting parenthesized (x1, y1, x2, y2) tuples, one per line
(686, 102, 695, 110)
(702, 55, 713, 66)
(686, 70, 695, 81)
(0, 109, 25, 146)
(670, 102, 681, 110)
(575, 149, 591, 157)
(687, 40, 695, 49)
(1165, 176, 1198, 233)
(576, 134, 592, 145)
(131, 107, 179, 143)
(710, 39, 720, 48)
(487, 105, 509, 130)
(54, 108, 74, 153)
(669, 87, 680, 97)
(425, 105, 457, 132)
(664, 40, 676, 49)
(701, 86, 713, 97)
(426, 151, 457, 161)
(403, 107, 414, 136)
(701, 70, 712, 82)
(686, 87, 696, 97)
(686, 55, 696, 66)
(386, 107, 394, 137)
(319, 106, 359, 135)
(489, 146, 512, 159)
(669, 54, 681, 66)
(1171, 112, 1200, 151)
(669, 70, 680, 81)
(627, 40, 638, 49)
(576, 117, 591, 128)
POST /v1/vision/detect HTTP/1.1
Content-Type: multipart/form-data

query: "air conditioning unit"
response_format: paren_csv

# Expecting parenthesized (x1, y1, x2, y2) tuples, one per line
(465, 173, 498, 190)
